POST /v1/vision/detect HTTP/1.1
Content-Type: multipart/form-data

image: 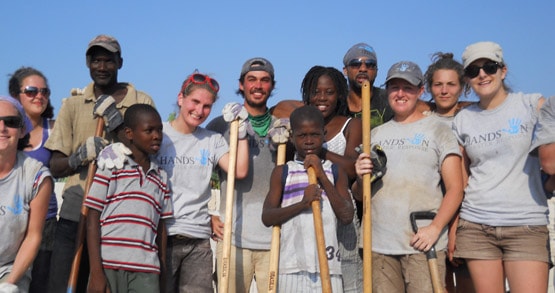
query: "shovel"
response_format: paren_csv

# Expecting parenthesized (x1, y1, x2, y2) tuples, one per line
(410, 211, 443, 293)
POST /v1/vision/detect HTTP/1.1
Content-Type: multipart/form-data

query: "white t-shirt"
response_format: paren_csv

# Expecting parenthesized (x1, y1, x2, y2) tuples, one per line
(453, 92, 548, 226)
(159, 122, 228, 239)
(367, 115, 460, 254)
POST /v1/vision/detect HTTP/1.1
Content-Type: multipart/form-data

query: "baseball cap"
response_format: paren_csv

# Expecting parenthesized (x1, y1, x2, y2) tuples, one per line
(240, 57, 274, 79)
(385, 61, 424, 87)
(86, 34, 121, 55)
(343, 43, 377, 66)
(461, 41, 503, 69)
(0, 95, 32, 135)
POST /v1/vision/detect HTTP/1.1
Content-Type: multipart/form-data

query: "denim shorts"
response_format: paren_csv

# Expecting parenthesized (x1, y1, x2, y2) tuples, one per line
(454, 218, 550, 263)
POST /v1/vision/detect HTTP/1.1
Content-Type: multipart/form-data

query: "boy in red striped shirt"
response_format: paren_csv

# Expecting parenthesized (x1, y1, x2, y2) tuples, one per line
(85, 104, 173, 293)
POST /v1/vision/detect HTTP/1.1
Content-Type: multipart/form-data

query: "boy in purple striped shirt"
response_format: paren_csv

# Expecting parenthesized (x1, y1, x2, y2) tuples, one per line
(85, 104, 173, 293)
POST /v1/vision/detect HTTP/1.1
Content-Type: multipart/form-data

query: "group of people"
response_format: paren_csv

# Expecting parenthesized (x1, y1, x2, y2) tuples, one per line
(0, 33, 553, 293)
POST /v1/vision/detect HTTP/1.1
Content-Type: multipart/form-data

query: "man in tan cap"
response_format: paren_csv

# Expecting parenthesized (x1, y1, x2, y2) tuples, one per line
(46, 34, 155, 292)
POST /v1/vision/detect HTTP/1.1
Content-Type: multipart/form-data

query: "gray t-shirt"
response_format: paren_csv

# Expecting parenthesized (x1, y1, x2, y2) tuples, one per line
(531, 95, 555, 149)
(0, 152, 51, 281)
(158, 122, 228, 239)
(368, 115, 460, 254)
(453, 92, 548, 226)
(206, 115, 275, 250)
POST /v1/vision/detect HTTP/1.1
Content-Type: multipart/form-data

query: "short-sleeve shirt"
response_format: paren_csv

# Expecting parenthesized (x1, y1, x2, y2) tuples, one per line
(368, 115, 460, 254)
(0, 152, 51, 279)
(453, 92, 547, 226)
(45, 82, 155, 222)
(531, 95, 555, 149)
(348, 87, 393, 128)
(206, 115, 275, 250)
(84, 148, 172, 274)
(158, 123, 228, 239)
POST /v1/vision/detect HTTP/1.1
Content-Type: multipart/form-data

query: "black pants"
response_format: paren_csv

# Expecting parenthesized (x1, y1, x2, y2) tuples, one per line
(47, 218, 89, 293)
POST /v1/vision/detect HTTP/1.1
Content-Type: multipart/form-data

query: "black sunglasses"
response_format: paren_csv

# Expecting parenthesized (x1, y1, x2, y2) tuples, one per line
(0, 116, 23, 128)
(21, 86, 51, 97)
(464, 61, 501, 78)
(348, 58, 377, 69)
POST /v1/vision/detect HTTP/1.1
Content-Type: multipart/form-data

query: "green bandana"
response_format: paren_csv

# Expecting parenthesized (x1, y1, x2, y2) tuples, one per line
(249, 110, 272, 137)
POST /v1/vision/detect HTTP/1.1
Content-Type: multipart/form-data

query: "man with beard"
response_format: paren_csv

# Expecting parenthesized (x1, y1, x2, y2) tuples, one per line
(341, 43, 394, 292)
(207, 57, 277, 293)
(343, 43, 394, 126)
(46, 34, 155, 292)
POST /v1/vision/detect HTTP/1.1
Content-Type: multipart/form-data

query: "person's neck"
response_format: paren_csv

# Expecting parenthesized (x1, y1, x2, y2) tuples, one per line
(94, 82, 126, 103)
(171, 116, 197, 134)
(244, 103, 268, 117)
(394, 110, 425, 124)
(435, 106, 457, 117)
(478, 89, 508, 110)
(347, 90, 362, 113)
(129, 149, 151, 171)
(0, 151, 17, 179)
(28, 113, 43, 128)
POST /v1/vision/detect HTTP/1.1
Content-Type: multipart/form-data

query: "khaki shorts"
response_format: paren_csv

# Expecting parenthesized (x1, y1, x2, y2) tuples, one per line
(372, 251, 446, 293)
(454, 218, 550, 263)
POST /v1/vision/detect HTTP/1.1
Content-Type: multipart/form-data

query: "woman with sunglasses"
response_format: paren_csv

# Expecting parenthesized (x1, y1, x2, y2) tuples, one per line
(8, 67, 57, 293)
(0, 96, 52, 292)
(300, 65, 363, 292)
(452, 41, 549, 292)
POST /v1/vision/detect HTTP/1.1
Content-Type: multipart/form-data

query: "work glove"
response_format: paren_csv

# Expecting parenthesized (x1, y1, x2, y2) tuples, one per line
(93, 95, 124, 132)
(70, 87, 85, 96)
(97, 142, 133, 170)
(356, 144, 387, 183)
(268, 118, 290, 144)
(222, 102, 251, 139)
(0, 282, 19, 293)
(68, 136, 109, 170)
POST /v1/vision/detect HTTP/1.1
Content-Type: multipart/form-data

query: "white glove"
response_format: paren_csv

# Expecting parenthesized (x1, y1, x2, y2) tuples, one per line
(0, 282, 19, 293)
(97, 142, 133, 170)
(222, 102, 251, 139)
(268, 118, 290, 144)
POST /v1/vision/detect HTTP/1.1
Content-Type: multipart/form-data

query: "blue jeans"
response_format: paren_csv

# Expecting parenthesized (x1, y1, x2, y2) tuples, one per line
(166, 235, 213, 293)
(47, 217, 89, 293)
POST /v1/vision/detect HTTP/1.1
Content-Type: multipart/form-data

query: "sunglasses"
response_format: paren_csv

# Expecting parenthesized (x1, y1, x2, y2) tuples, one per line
(464, 61, 501, 78)
(21, 86, 51, 97)
(0, 116, 23, 128)
(183, 73, 220, 93)
(348, 58, 377, 69)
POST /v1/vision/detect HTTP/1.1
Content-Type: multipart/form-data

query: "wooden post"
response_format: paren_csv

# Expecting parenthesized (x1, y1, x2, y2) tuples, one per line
(361, 81, 373, 293)
(219, 119, 239, 293)
(308, 167, 332, 293)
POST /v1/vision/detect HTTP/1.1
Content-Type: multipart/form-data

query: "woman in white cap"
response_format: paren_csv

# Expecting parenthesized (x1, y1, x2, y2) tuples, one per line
(452, 41, 549, 292)
(0, 96, 52, 292)
(352, 61, 463, 292)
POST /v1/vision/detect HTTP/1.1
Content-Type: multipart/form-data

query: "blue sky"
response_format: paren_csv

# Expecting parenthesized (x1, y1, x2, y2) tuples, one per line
(2, 0, 554, 122)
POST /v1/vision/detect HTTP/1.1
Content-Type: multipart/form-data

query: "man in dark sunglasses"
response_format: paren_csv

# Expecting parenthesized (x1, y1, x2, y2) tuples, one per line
(340, 42, 395, 292)
(342, 43, 393, 127)
(45, 34, 156, 293)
